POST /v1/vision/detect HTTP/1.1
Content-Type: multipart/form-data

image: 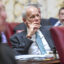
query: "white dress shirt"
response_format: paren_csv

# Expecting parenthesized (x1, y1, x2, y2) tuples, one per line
(28, 34, 41, 54)
(1, 32, 7, 43)
(37, 30, 51, 54)
(28, 29, 52, 55)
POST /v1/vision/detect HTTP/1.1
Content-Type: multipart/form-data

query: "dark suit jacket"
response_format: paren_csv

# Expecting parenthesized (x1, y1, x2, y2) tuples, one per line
(10, 24, 55, 55)
(0, 44, 17, 64)
(0, 33, 17, 64)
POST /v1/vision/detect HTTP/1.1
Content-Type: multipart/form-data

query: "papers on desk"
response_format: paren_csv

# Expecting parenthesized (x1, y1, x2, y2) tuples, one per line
(15, 54, 54, 61)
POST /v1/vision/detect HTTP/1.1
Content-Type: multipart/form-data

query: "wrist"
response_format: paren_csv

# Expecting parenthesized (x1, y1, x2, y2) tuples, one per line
(26, 34, 32, 39)
(27, 35, 31, 39)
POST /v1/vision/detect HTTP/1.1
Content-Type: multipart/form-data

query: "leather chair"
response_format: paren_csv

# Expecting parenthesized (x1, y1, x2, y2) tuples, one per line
(5, 22, 20, 47)
(50, 26, 64, 64)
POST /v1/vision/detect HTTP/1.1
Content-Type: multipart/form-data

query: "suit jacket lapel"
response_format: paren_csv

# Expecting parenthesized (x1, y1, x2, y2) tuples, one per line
(39, 26, 55, 50)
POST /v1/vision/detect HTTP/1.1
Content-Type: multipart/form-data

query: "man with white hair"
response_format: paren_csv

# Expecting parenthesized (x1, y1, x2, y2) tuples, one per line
(49, 7, 64, 26)
(14, 3, 50, 33)
(10, 5, 55, 55)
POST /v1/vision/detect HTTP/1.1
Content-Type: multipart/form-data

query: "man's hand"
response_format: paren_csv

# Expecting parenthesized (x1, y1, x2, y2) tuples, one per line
(27, 22, 40, 38)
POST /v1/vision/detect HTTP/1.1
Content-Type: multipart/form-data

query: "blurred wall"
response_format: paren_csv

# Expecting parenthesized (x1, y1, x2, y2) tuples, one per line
(1, 0, 64, 22)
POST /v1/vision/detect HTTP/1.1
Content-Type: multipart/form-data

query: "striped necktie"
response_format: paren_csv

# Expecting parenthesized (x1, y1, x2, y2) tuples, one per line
(36, 32, 46, 54)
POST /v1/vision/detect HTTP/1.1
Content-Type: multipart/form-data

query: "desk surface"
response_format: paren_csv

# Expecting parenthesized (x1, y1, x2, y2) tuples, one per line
(17, 59, 60, 64)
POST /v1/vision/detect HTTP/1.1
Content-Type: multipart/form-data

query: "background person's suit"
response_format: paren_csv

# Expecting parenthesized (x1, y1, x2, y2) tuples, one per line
(0, 44, 17, 64)
(49, 17, 59, 26)
(0, 34, 17, 64)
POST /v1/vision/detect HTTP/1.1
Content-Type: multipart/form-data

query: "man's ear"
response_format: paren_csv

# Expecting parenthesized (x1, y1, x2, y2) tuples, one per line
(23, 18, 26, 24)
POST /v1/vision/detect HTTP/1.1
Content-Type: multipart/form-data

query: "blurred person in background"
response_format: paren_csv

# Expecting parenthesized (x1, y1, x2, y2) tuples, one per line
(0, 1, 7, 43)
(0, 2, 17, 64)
(58, 7, 64, 26)
(49, 7, 64, 26)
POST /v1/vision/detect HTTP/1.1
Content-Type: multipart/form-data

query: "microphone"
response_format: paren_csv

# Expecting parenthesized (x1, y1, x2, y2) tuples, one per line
(52, 47, 57, 59)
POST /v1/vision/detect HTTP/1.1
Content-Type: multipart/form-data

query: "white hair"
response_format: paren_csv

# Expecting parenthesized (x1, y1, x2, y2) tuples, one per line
(22, 6, 38, 19)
